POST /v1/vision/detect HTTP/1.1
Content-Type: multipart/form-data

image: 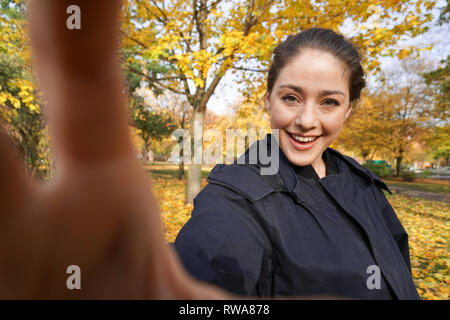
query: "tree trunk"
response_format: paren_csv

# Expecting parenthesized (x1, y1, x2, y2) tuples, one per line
(362, 150, 369, 163)
(395, 156, 403, 176)
(178, 161, 185, 179)
(143, 138, 150, 166)
(178, 113, 186, 180)
(185, 108, 204, 204)
(178, 135, 185, 179)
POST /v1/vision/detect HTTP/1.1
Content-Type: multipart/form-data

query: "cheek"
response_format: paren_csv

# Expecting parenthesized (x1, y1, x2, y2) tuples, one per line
(322, 113, 347, 135)
(269, 104, 294, 129)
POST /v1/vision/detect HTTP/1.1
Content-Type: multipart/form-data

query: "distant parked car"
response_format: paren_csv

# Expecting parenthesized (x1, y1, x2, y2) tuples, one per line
(430, 167, 450, 176)
(366, 160, 391, 168)
(409, 167, 422, 174)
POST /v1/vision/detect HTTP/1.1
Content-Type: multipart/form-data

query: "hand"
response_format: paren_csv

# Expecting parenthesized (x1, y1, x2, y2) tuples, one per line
(0, 0, 229, 299)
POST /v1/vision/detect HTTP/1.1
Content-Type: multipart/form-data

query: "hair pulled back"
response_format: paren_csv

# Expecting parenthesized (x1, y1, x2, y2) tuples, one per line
(267, 28, 366, 102)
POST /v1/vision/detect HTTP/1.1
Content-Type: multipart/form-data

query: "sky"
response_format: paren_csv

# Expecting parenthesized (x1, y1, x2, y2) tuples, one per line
(206, 0, 449, 116)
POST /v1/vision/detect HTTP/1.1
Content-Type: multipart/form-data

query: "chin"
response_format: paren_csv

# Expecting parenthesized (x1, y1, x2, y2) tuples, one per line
(286, 152, 317, 167)
(280, 143, 316, 167)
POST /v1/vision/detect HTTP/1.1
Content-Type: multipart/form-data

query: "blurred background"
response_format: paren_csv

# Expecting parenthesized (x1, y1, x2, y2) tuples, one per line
(0, 0, 448, 299)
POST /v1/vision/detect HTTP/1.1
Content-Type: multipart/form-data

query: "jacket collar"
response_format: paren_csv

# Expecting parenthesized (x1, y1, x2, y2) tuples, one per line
(327, 148, 392, 194)
(261, 134, 391, 197)
(207, 135, 391, 204)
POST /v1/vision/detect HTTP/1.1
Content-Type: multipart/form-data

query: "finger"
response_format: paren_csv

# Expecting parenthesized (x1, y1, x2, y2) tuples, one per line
(0, 127, 30, 220)
(28, 0, 134, 169)
(28, 0, 122, 75)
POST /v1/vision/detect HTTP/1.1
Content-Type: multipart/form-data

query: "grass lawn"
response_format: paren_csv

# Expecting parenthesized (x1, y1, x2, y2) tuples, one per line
(384, 179, 450, 195)
(148, 164, 450, 300)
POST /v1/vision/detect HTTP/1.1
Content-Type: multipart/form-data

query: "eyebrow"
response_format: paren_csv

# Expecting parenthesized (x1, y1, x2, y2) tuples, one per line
(279, 84, 346, 97)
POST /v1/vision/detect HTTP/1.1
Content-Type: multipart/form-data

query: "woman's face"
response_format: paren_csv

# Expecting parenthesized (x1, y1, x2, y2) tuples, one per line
(267, 49, 352, 169)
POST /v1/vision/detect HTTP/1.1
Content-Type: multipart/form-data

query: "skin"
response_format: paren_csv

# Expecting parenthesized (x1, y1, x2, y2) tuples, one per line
(0, 0, 230, 299)
(266, 49, 353, 178)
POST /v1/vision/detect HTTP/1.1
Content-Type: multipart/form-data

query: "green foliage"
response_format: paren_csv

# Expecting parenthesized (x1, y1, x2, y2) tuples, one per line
(131, 102, 177, 157)
(0, 0, 26, 19)
(422, 56, 449, 121)
(363, 162, 392, 179)
(0, 0, 49, 178)
(399, 170, 418, 182)
(428, 125, 450, 164)
(437, 0, 449, 25)
(419, 169, 432, 180)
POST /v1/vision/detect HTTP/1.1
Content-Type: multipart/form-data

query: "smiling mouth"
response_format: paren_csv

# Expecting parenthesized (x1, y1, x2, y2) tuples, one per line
(288, 132, 321, 143)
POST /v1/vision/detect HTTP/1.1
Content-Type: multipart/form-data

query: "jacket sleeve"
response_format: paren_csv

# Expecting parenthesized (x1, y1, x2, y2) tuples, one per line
(174, 183, 269, 296)
(374, 186, 413, 272)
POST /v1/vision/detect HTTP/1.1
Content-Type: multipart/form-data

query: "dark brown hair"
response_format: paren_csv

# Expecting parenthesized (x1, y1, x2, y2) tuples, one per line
(267, 28, 366, 102)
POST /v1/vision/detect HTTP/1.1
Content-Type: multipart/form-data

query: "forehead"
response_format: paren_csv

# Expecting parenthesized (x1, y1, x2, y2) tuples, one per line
(275, 49, 349, 94)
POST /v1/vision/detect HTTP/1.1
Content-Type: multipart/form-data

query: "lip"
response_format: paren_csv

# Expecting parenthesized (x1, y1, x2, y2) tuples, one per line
(287, 132, 321, 151)
(290, 133, 321, 138)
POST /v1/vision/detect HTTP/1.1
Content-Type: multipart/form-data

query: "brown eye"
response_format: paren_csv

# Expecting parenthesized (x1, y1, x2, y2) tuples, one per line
(282, 95, 298, 103)
(323, 99, 339, 106)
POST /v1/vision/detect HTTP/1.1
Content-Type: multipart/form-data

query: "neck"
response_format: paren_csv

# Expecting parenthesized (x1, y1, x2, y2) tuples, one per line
(311, 153, 326, 179)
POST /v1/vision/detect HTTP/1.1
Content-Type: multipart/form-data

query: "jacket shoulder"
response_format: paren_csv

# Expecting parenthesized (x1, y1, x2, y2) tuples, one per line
(206, 164, 286, 203)
(327, 148, 392, 194)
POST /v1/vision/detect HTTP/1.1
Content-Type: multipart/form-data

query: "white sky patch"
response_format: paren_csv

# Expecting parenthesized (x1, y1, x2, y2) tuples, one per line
(207, 71, 244, 116)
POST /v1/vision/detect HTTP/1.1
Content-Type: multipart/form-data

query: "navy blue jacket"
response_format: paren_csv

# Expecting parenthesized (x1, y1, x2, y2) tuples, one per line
(174, 137, 419, 299)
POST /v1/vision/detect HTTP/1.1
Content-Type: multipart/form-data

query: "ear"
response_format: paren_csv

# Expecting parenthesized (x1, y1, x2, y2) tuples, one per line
(344, 102, 353, 121)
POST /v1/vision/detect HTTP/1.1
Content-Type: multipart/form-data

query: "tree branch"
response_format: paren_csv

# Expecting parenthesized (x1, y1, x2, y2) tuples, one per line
(232, 66, 267, 73)
(207, 0, 223, 12)
(126, 65, 186, 95)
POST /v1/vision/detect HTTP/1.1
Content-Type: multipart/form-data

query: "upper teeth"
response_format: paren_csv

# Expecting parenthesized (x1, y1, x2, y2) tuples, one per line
(292, 135, 318, 142)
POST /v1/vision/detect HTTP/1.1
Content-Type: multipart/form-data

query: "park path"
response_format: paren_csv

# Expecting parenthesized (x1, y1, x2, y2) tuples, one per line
(386, 184, 450, 204)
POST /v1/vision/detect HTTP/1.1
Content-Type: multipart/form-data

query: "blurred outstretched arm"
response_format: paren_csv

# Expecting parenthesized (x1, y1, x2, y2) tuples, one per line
(0, 0, 229, 299)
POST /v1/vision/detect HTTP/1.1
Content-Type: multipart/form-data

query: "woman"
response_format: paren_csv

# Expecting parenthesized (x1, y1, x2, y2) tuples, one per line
(174, 28, 419, 299)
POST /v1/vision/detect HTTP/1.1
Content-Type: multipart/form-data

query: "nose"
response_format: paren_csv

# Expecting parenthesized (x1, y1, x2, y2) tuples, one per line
(295, 102, 318, 131)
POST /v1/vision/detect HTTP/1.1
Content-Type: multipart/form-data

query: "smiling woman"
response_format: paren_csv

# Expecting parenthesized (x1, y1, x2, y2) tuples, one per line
(174, 28, 420, 299)
(266, 29, 365, 178)
(267, 49, 354, 177)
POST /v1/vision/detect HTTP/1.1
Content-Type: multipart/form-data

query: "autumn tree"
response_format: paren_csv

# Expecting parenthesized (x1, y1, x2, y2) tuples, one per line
(209, 96, 271, 162)
(335, 95, 383, 162)
(422, 55, 449, 165)
(423, 56, 449, 121)
(338, 56, 437, 174)
(427, 126, 450, 166)
(0, 0, 48, 178)
(372, 59, 435, 175)
(138, 88, 192, 178)
(132, 99, 177, 164)
(120, 0, 434, 203)
(164, 93, 191, 179)
(421, 0, 448, 122)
